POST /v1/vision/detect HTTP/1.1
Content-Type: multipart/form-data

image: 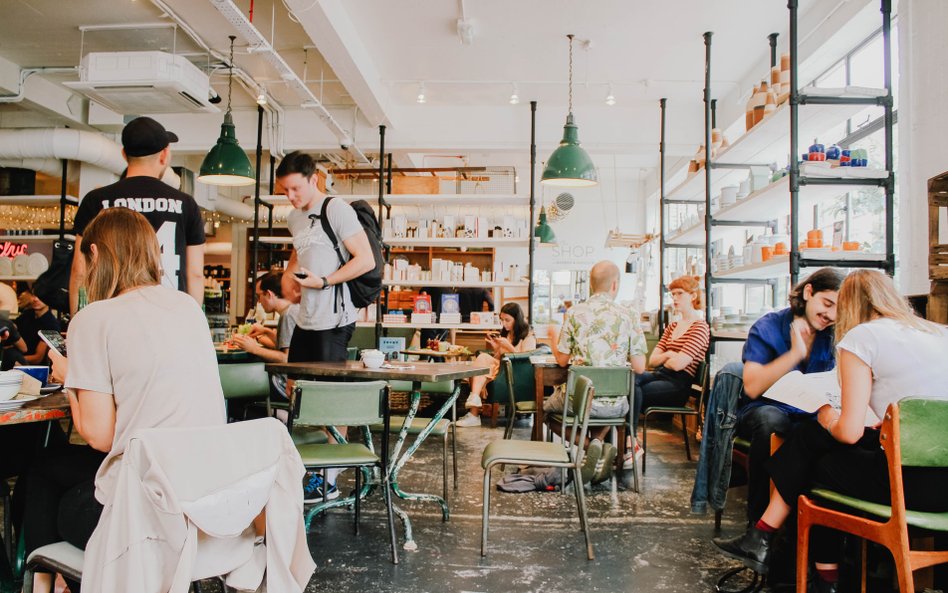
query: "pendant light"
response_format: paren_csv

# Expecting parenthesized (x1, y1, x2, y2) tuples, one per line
(534, 204, 557, 244)
(199, 36, 255, 187)
(541, 34, 598, 188)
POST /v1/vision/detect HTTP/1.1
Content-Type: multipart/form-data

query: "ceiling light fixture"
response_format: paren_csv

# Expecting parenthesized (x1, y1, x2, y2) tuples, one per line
(541, 34, 598, 188)
(256, 87, 268, 106)
(416, 82, 427, 104)
(198, 36, 254, 187)
(605, 84, 616, 106)
(509, 84, 520, 105)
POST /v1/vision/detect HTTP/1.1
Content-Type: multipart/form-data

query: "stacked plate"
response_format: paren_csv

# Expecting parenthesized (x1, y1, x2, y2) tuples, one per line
(0, 370, 24, 403)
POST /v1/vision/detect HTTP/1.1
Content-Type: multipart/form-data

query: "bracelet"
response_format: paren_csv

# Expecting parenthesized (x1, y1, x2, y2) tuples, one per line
(321, 276, 331, 290)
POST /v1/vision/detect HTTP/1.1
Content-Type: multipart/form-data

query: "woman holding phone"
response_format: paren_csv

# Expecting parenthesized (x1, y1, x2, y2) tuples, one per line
(16, 208, 226, 593)
(455, 302, 536, 427)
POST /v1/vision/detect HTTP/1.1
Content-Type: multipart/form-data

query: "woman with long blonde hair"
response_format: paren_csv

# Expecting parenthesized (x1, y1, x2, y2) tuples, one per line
(714, 270, 948, 591)
(18, 208, 225, 592)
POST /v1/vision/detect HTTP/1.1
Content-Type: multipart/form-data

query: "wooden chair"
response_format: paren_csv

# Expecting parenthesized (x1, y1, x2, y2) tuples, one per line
(796, 398, 948, 593)
(641, 360, 710, 474)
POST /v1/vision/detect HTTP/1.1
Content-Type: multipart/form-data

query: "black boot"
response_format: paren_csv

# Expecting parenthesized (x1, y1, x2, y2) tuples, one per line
(712, 527, 774, 574)
(809, 577, 838, 593)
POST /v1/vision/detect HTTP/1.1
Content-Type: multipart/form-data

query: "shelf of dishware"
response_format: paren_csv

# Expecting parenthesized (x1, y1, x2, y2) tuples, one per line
(663, 89, 885, 203)
(713, 251, 886, 281)
(259, 194, 528, 207)
(0, 234, 76, 242)
(385, 237, 532, 248)
(711, 329, 749, 341)
(356, 321, 501, 331)
(0, 195, 79, 206)
(383, 280, 528, 289)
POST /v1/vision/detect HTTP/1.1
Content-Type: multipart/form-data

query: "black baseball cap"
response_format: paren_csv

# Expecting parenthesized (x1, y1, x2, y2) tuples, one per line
(121, 117, 179, 157)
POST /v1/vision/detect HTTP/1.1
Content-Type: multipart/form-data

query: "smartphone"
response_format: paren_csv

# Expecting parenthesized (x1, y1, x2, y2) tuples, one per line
(294, 272, 308, 279)
(38, 329, 67, 357)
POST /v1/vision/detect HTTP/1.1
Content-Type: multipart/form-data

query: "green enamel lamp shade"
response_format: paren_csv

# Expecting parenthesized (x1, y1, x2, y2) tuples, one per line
(541, 113, 598, 187)
(534, 206, 557, 244)
(198, 111, 255, 186)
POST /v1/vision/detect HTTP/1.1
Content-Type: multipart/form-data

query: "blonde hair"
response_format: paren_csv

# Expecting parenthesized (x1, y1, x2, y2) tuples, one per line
(81, 208, 162, 303)
(668, 275, 704, 310)
(835, 269, 937, 343)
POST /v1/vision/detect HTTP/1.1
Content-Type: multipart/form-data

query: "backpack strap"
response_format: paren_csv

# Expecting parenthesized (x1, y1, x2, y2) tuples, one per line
(318, 196, 345, 314)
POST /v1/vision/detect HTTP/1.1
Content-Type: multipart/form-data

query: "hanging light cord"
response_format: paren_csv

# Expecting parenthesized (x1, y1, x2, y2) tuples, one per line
(567, 34, 574, 114)
(227, 35, 236, 113)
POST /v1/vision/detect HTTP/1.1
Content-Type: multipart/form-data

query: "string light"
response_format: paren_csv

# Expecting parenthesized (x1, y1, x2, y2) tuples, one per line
(416, 82, 427, 104)
(509, 84, 520, 105)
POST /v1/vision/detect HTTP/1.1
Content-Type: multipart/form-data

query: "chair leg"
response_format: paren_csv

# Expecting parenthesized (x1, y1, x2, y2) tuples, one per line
(382, 468, 399, 565)
(714, 509, 722, 531)
(503, 405, 515, 440)
(481, 465, 492, 556)
(451, 420, 458, 490)
(488, 403, 498, 428)
(796, 503, 811, 593)
(572, 467, 594, 560)
(642, 412, 649, 474)
(892, 550, 915, 593)
(442, 431, 449, 503)
(681, 413, 692, 461)
(354, 467, 361, 535)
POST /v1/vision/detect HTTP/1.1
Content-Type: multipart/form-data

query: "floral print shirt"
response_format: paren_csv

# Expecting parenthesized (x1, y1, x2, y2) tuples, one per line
(556, 293, 647, 367)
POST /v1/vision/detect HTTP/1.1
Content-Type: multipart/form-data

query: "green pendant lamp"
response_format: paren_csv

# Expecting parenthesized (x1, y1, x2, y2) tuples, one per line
(198, 36, 255, 187)
(534, 204, 557, 244)
(541, 34, 598, 188)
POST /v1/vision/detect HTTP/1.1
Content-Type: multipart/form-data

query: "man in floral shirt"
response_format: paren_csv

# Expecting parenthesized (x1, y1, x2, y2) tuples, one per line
(547, 260, 647, 483)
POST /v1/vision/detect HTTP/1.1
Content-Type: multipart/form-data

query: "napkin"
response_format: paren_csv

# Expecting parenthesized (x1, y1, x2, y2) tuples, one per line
(14, 370, 41, 396)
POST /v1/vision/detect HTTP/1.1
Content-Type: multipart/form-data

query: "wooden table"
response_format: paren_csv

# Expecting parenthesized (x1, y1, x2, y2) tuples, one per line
(399, 349, 468, 360)
(0, 392, 69, 426)
(266, 360, 490, 550)
(532, 360, 568, 441)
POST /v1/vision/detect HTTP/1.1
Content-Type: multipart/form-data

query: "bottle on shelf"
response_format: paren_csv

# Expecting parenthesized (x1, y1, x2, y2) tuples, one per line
(746, 84, 759, 131)
(764, 86, 777, 118)
(752, 81, 769, 126)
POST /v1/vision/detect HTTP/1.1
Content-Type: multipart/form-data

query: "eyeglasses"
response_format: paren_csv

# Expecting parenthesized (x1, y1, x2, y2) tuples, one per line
(670, 290, 688, 298)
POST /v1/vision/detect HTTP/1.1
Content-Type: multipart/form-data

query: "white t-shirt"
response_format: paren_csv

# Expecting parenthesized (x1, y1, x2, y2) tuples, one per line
(286, 196, 364, 331)
(66, 285, 226, 503)
(836, 317, 948, 419)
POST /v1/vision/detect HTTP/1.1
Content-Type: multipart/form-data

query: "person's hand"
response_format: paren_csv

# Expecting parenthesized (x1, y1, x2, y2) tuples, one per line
(291, 267, 325, 289)
(493, 336, 514, 353)
(48, 347, 68, 385)
(817, 404, 839, 431)
(246, 323, 268, 339)
(230, 334, 259, 354)
(790, 317, 815, 362)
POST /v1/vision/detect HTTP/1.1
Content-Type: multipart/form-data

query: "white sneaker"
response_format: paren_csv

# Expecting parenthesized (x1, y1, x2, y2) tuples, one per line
(455, 412, 481, 427)
(623, 442, 645, 470)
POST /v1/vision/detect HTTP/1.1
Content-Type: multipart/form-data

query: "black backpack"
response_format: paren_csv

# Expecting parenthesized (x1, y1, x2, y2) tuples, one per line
(319, 197, 385, 309)
(32, 239, 74, 313)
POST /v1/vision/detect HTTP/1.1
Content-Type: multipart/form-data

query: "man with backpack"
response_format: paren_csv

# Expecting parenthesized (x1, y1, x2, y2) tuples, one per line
(277, 151, 377, 363)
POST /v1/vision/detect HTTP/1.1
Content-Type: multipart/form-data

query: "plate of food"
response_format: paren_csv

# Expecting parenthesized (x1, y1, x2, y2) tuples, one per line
(40, 383, 62, 395)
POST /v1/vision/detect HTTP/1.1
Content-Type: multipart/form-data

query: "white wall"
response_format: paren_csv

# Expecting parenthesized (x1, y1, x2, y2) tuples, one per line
(897, 0, 947, 296)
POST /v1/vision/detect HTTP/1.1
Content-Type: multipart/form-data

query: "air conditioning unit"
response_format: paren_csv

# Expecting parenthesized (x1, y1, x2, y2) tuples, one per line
(64, 51, 219, 114)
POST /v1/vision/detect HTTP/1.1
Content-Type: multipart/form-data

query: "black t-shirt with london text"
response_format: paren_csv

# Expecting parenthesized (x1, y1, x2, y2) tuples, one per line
(74, 176, 205, 292)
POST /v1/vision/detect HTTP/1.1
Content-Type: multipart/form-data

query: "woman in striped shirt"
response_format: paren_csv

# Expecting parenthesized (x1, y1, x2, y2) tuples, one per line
(633, 276, 710, 436)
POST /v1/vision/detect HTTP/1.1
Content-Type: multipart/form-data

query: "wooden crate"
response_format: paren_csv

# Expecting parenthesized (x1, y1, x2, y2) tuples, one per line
(392, 175, 439, 194)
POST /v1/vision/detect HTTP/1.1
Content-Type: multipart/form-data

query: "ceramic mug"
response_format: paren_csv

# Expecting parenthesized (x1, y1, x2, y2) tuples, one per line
(361, 349, 385, 369)
(17, 365, 49, 387)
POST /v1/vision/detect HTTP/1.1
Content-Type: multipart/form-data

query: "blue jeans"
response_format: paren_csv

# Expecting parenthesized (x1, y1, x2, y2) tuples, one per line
(632, 368, 693, 432)
(690, 362, 744, 515)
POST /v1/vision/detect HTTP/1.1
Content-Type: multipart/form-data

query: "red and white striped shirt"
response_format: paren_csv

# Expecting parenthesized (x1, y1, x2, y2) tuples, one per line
(656, 320, 710, 377)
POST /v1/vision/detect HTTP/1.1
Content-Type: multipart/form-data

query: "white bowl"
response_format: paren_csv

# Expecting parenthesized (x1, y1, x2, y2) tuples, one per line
(0, 375, 22, 401)
(361, 352, 385, 369)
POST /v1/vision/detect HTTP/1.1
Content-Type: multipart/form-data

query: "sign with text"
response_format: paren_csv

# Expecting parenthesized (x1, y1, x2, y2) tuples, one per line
(0, 242, 28, 259)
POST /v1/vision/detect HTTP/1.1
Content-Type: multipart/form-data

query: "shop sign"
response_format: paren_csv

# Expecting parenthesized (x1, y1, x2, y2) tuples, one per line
(550, 242, 598, 265)
(0, 242, 28, 259)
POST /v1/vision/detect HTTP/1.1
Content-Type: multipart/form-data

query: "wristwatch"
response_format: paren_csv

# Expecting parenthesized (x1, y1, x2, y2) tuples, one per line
(320, 276, 332, 290)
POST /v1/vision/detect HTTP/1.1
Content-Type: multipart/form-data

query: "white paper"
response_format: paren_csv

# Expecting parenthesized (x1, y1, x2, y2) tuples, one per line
(763, 370, 880, 426)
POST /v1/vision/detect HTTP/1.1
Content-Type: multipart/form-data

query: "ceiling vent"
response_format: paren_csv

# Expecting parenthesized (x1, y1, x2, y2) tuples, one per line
(64, 51, 219, 114)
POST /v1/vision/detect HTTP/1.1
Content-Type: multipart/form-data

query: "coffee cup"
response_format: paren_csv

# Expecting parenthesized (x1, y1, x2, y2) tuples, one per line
(17, 365, 49, 386)
(361, 349, 385, 369)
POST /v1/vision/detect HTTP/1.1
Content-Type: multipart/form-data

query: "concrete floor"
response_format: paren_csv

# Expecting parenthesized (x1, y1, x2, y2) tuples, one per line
(303, 419, 753, 593)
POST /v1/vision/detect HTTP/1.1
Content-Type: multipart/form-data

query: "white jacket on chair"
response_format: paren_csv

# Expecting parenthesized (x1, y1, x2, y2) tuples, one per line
(82, 418, 316, 593)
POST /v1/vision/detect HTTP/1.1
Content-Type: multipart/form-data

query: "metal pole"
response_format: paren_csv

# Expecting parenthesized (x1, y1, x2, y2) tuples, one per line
(789, 0, 801, 285)
(267, 154, 275, 266)
(658, 98, 667, 336)
(59, 159, 67, 241)
(710, 99, 717, 130)
(768, 33, 779, 68)
(881, 0, 895, 276)
(528, 100, 537, 325)
(251, 104, 263, 306)
(703, 32, 713, 324)
(376, 125, 386, 345)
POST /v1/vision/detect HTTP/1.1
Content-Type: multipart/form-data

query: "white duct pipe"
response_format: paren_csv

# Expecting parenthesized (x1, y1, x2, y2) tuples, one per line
(0, 128, 180, 189)
(211, 195, 256, 219)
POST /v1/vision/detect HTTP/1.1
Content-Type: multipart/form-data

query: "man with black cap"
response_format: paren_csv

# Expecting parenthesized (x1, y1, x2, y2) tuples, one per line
(69, 117, 206, 313)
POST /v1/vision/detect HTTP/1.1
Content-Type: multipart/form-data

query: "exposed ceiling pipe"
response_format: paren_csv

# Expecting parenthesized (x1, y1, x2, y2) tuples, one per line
(0, 128, 180, 188)
(208, 0, 371, 165)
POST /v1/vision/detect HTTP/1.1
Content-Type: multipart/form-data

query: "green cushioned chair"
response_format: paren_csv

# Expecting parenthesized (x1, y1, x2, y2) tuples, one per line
(218, 362, 270, 419)
(797, 398, 948, 593)
(546, 366, 637, 492)
(641, 360, 710, 473)
(372, 380, 458, 502)
(291, 380, 399, 564)
(480, 375, 596, 560)
(486, 346, 552, 439)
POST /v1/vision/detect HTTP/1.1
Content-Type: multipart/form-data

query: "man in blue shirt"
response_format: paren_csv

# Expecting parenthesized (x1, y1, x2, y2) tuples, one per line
(736, 267, 845, 524)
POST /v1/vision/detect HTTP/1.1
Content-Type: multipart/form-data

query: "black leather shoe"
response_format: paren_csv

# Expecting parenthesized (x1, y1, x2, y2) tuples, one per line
(810, 578, 838, 593)
(712, 527, 774, 574)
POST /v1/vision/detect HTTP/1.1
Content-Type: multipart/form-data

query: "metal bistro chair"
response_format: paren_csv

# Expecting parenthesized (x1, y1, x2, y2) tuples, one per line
(489, 347, 552, 439)
(641, 360, 711, 474)
(481, 375, 596, 560)
(546, 366, 637, 492)
(291, 380, 399, 564)
(797, 398, 948, 593)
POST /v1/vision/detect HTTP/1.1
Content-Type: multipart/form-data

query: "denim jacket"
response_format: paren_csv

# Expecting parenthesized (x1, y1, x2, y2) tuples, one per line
(690, 362, 744, 514)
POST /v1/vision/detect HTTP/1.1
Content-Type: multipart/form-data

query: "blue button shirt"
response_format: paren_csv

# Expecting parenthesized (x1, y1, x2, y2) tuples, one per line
(739, 307, 836, 416)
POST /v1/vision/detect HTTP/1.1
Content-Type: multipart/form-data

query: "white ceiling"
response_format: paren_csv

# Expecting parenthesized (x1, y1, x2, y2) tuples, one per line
(0, 0, 879, 194)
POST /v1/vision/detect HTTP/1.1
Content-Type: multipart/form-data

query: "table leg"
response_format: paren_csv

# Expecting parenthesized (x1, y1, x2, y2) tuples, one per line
(388, 382, 458, 523)
(533, 367, 545, 441)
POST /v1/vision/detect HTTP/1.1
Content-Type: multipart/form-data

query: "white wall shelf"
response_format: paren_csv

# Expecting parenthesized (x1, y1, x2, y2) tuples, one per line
(0, 234, 76, 242)
(260, 194, 527, 207)
(0, 195, 78, 206)
(386, 237, 530, 248)
(713, 255, 789, 280)
(711, 329, 749, 340)
(383, 280, 528, 289)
